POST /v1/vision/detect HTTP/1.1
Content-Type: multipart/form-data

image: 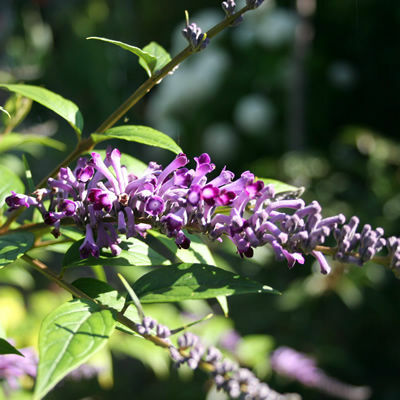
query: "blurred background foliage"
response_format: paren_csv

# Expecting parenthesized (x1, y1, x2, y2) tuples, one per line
(1, 0, 400, 399)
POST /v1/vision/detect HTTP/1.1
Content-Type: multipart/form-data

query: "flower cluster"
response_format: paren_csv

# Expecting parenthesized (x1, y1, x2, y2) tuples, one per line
(169, 332, 298, 400)
(246, 0, 265, 9)
(5, 149, 400, 274)
(136, 316, 171, 339)
(222, 0, 244, 26)
(0, 345, 37, 391)
(271, 347, 371, 400)
(182, 21, 209, 51)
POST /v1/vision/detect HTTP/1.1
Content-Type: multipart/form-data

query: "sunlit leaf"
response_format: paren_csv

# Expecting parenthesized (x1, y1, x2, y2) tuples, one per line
(132, 263, 280, 303)
(0, 84, 84, 137)
(139, 42, 171, 76)
(257, 177, 304, 198)
(87, 36, 157, 77)
(92, 125, 182, 154)
(62, 237, 171, 268)
(34, 299, 116, 399)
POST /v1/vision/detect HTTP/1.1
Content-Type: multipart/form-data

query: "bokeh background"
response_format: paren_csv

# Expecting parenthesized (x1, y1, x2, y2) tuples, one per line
(1, 0, 400, 399)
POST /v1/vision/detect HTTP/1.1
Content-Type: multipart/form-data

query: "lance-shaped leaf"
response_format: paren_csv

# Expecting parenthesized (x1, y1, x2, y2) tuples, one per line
(257, 177, 304, 199)
(132, 263, 280, 303)
(0, 164, 24, 208)
(87, 37, 170, 77)
(0, 84, 84, 137)
(149, 230, 216, 265)
(139, 41, 171, 76)
(0, 338, 23, 356)
(91, 125, 182, 154)
(0, 232, 34, 268)
(63, 237, 171, 269)
(0, 133, 66, 153)
(34, 299, 116, 400)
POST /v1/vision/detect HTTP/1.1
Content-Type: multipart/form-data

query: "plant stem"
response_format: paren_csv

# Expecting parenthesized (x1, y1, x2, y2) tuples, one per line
(0, 6, 251, 234)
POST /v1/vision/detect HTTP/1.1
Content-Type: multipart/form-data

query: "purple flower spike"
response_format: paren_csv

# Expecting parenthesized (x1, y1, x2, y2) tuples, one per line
(80, 225, 100, 258)
(176, 231, 191, 249)
(145, 196, 165, 216)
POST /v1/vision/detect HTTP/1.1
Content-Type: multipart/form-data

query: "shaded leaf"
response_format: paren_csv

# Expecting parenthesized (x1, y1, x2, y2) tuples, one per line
(0, 338, 23, 356)
(139, 42, 171, 76)
(63, 237, 171, 269)
(0, 164, 24, 208)
(22, 155, 35, 194)
(92, 125, 182, 154)
(34, 299, 116, 400)
(0, 232, 34, 268)
(0, 133, 65, 153)
(149, 230, 216, 265)
(87, 36, 157, 77)
(0, 84, 83, 137)
(132, 263, 280, 303)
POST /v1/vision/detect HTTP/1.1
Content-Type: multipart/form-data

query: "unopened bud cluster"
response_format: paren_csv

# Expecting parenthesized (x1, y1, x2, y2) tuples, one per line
(169, 332, 295, 400)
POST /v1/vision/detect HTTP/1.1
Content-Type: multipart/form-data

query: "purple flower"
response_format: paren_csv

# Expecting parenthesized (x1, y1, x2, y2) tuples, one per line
(5, 191, 37, 210)
(0, 345, 37, 391)
(145, 195, 165, 216)
(271, 346, 371, 400)
(79, 225, 100, 258)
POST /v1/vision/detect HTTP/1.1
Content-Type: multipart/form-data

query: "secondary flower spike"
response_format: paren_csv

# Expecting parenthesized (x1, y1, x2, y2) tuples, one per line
(5, 149, 399, 275)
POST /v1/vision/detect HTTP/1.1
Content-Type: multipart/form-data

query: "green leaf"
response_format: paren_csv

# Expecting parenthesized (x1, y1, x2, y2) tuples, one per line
(132, 263, 280, 303)
(257, 177, 304, 198)
(1, 94, 32, 132)
(92, 125, 182, 154)
(0, 164, 25, 208)
(62, 237, 171, 269)
(34, 299, 116, 400)
(139, 42, 171, 76)
(0, 84, 84, 137)
(0, 232, 34, 268)
(0, 338, 23, 356)
(72, 278, 125, 311)
(87, 36, 158, 77)
(0, 133, 66, 153)
(0, 106, 10, 119)
(149, 230, 216, 265)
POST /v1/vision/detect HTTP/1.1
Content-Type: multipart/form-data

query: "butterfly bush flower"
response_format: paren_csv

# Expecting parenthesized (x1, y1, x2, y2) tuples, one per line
(0, 345, 37, 391)
(5, 149, 400, 274)
(271, 347, 371, 400)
